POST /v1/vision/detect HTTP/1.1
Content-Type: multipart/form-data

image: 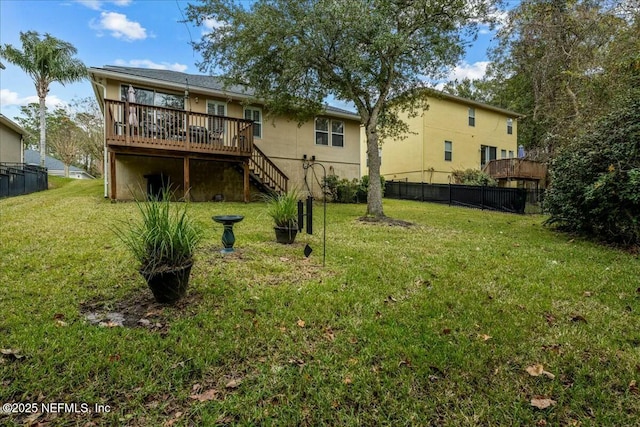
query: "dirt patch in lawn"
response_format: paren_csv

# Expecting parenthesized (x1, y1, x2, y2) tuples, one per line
(358, 216, 415, 227)
(80, 288, 202, 331)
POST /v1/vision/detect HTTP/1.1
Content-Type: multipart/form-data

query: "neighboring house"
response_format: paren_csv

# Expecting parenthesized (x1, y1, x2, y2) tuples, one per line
(363, 91, 544, 186)
(24, 149, 95, 179)
(88, 66, 361, 202)
(0, 114, 25, 164)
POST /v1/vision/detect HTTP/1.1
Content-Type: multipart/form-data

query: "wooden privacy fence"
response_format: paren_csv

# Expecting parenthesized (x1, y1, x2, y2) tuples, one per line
(384, 181, 534, 214)
(0, 163, 48, 198)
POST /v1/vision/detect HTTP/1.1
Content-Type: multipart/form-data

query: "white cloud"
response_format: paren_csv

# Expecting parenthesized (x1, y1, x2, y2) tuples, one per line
(114, 59, 188, 72)
(1, 89, 66, 109)
(203, 18, 226, 30)
(91, 12, 147, 41)
(0, 89, 21, 106)
(201, 17, 228, 36)
(431, 61, 490, 90)
(449, 61, 490, 81)
(76, 0, 102, 10)
(75, 0, 132, 10)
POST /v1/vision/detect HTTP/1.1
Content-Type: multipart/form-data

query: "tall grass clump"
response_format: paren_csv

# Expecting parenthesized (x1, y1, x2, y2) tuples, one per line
(265, 189, 300, 228)
(114, 190, 202, 274)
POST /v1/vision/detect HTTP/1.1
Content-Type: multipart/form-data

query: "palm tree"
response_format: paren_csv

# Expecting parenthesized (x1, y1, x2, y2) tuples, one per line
(0, 31, 86, 167)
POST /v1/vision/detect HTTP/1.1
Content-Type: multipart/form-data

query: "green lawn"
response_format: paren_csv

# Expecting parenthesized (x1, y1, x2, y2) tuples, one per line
(1, 178, 639, 426)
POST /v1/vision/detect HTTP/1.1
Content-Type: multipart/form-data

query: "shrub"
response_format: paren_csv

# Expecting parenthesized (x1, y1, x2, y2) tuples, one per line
(323, 175, 385, 203)
(544, 92, 640, 246)
(451, 169, 497, 186)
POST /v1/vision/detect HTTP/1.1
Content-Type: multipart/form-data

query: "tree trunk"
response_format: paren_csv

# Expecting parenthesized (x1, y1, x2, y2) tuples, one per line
(365, 124, 385, 218)
(39, 95, 46, 168)
(64, 164, 70, 178)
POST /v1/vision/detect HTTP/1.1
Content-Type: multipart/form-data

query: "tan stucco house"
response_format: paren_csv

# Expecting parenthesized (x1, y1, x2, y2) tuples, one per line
(89, 66, 361, 201)
(0, 114, 25, 164)
(363, 91, 545, 187)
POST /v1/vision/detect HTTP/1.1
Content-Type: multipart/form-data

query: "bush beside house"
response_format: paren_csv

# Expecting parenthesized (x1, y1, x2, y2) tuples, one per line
(544, 91, 640, 246)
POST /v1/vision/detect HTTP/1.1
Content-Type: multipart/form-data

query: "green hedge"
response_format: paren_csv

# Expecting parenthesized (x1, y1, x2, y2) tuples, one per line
(544, 92, 640, 246)
(323, 175, 385, 203)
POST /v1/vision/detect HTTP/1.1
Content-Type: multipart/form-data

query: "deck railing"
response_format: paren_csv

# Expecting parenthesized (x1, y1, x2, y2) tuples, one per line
(250, 144, 288, 194)
(483, 158, 547, 181)
(105, 99, 253, 156)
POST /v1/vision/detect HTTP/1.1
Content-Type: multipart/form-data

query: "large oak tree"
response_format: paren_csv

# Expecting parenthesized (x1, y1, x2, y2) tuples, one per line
(187, 0, 497, 217)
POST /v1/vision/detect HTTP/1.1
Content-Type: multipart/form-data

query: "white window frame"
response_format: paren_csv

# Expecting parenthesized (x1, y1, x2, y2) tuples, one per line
(207, 100, 227, 135)
(444, 140, 452, 161)
(244, 107, 262, 138)
(507, 118, 513, 135)
(331, 120, 344, 147)
(315, 117, 344, 148)
(468, 107, 475, 127)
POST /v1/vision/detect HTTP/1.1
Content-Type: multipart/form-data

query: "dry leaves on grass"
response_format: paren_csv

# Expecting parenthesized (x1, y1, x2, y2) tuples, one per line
(1, 348, 24, 361)
(296, 319, 306, 328)
(531, 397, 556, 409)
(190, 387, 219, 402)
(478, 334, 492, 341)
(525, 364, 556, 379)
(324, 327, 335, 341)
(225, 379, 242, 389)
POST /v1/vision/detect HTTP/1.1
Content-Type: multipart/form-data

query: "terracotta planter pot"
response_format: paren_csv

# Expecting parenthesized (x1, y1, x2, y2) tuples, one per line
(140, 262, 192, 303)
(274, 226, 298, 244)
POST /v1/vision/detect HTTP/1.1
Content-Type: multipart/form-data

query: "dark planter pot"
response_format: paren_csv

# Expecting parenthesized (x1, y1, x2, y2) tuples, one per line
(140, 262, 192, 303)
(274, 226, 298, 244)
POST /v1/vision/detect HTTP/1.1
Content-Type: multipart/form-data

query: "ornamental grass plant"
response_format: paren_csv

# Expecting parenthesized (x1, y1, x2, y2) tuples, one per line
(114, 189, 202, 275)
(265, 189, 300, 229)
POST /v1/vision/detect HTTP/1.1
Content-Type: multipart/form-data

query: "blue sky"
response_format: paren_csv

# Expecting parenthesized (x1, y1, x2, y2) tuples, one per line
(0, 0, 504, 122)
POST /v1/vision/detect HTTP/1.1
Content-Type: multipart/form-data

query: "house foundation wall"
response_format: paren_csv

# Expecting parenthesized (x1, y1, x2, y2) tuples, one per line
(273, 158, 360, 198)
(113, 154, 258, 201)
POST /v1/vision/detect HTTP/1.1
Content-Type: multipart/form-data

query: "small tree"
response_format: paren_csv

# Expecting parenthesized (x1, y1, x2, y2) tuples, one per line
(48, 110, 85, 177)
(187, 0, 497, 218)
(0, 31, 86, 167)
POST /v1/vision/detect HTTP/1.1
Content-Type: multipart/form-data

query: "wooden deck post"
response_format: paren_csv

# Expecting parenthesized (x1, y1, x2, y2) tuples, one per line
(243, 161, 250, 203)
(183, 156, 190, 201)
(109, 151, 117, 200)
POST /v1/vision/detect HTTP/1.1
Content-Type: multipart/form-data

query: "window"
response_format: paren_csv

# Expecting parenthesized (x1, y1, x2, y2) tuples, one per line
(331, 120, 344, 147)
(315, 118, 329, 145)
(468, 107, 475, 127)
(207, 101, 226, 134)
(244, 107, 262, 138)
(120, 85, 183, 109)
(315, 118, 344, 147)
(121, 85, 185, 132)
(501, 149, 507, 159)
(444, 140, 452, 161)
(507, 118, 513, 135)
(480, 145, 497, 168)
(509, 150, 514, 158)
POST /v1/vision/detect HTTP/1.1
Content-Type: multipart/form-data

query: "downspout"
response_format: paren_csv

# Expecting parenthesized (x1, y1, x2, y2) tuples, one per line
(91, 78, 108, 198)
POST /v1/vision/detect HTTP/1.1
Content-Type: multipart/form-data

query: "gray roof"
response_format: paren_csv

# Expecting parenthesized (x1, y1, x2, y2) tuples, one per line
(24, 149, 87, 173)
(90, 66, 361, 120)
(102, 66, 252, 97)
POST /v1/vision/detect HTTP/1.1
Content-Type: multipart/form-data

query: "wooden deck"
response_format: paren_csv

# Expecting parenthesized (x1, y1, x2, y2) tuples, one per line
(105, 99, 253, 157)
(104, 99, 289, 201)
(483, 158, 548, 182)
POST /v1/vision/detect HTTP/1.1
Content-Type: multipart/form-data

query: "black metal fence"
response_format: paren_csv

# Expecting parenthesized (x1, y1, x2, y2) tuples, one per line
(385, 181, 538, 214)
(0, 163, 48, 199)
